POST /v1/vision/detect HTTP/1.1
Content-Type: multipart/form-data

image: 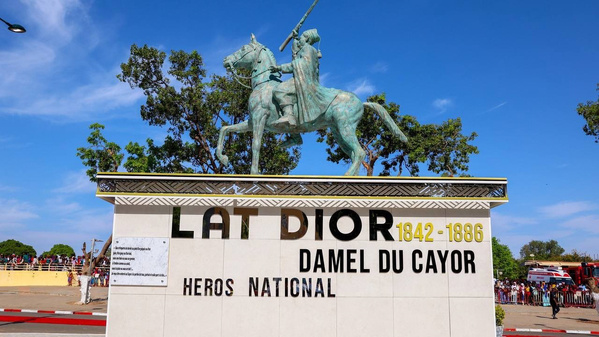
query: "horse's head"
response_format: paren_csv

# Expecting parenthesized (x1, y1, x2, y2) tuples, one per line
(223, 34, 265, 72)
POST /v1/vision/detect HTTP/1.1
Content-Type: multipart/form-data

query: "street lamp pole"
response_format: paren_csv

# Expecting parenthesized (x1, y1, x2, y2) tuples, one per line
(0, 17, 26, 33)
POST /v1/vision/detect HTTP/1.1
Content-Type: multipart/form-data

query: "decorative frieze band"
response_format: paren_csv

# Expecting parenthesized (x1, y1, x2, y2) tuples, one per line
(97, 174, 507, 200)
(114, 196, 490, 210)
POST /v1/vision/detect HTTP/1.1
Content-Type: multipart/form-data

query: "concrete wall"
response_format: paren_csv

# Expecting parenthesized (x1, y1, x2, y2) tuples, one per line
(106, 204, 496, 337)
(0, 271, 69, 286)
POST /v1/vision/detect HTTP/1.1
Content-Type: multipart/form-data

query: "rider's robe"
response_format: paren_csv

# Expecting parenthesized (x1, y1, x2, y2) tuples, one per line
(289, 43, 337, 124)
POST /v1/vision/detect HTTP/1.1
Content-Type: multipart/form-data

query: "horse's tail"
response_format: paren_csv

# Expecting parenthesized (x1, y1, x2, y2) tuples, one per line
(363, 102, 408, 143)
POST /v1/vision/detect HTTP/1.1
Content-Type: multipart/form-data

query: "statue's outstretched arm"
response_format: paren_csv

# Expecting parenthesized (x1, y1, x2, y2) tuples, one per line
(279, 62, 294, 73)
(270, 62, 294, 74)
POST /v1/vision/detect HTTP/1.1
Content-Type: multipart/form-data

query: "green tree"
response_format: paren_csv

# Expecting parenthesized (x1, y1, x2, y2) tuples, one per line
(76, 123, 124, 182)
(558, 249, 592, 262)
(41, 244, 75, 257)
(76, 44, 303, 285)
(117, 44, 299, 175)
(123, 137, 195, 174)
(577, 83, 599, 143)
(0, 239, 36, 256)
(317, 93, 479, 176)
(492, 237, 520, 279)
(519, 240, 565, 260)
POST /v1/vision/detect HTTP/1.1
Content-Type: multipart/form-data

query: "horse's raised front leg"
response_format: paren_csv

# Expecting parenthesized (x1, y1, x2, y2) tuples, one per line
(217, 120, 250, 166)
(250, 114, 268, 175)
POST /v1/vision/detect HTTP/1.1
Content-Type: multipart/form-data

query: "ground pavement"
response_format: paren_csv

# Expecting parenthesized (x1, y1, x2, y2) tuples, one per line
(0, 286, 107, 336)
(501, 303, 599, 336)
(0, 286, 598, 336)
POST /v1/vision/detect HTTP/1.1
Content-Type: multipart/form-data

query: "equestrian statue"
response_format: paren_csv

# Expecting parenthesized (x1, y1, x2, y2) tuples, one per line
(216, 1, 407, 176)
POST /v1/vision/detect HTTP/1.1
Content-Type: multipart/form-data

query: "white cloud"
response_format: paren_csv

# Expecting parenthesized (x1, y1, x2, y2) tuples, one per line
(485, 102, 507, 113)
(493, 233, 537, 257)
(490, 211, 537, 232)
(432, 98, 452, 113)
(558, 215, 599, 234)
(53, 171, 96, 194)
(492, 208, 599, 257)
(0, 0, 141, 122)
(46, 196, 83, 215)
(0, 197, 113, 254)
(370, 62, 389, 73)
(0, 41, 57, 99)
(490, 211, 541, 255)
(6, 81, 144, 121)
(319, 72, 331, 87)
(538, 201, 598, 218)
(0, 136, 32, 150)
(0, 199, 38, 230)
(561, 236, 599, 259)
(347, 78, 375, 97)
(57, 207, 114, 234)
(25, 0, 88, 43)
(0, 184, 18, 192)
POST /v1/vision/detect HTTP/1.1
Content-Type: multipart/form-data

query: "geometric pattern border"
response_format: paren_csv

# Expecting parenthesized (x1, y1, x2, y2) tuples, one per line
(98, 174, 507, 200)
(114, 196, 491, 210)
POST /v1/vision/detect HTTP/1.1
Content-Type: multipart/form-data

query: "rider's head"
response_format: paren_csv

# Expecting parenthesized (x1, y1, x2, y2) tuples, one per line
(300, 29, 320, 45)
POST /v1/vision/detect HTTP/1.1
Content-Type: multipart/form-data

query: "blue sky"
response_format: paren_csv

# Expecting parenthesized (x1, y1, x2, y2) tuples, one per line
(1, 0, 598, 259)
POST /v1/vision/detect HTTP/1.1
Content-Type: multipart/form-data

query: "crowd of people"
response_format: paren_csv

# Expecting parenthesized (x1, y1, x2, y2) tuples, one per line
(1, 253, 111, 287)
(66, 267, 110, 287)
(494, 278, 595, 308)
(0, 253, 110, 274)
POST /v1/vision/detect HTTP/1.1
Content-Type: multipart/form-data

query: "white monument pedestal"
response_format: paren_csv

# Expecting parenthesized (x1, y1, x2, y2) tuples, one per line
(97, 174, 507, 337)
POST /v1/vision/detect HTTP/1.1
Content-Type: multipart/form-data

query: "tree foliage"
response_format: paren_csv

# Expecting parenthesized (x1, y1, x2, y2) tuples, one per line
(123, 137, 195, 174)
(515, 240, 590, 263)
(492, 237, 520, 279)
(577, 83, 599, 143)
(519, 240, 565, 260)
(116, 44, 299, 175)
(0, 239, 36, 256)
(559, 249, 593, 262)
(317, 93, 479, 176)
(76, 123, 124, 182)
(42, 244, 75, 257)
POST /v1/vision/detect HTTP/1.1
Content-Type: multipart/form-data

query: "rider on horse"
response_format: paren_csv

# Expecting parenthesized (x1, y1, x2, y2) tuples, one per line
(269, 29, 337, 128)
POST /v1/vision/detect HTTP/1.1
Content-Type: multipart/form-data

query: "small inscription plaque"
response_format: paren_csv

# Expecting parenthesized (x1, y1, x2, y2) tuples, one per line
(110, 237, 169, 286)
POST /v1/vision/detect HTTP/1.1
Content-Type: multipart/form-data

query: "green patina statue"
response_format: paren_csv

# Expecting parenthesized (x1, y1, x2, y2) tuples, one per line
(217, 2, 407, 176)
(270, 28, 331, 129)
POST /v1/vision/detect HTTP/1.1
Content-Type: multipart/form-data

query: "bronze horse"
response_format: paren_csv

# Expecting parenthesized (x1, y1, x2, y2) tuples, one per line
(217, 35, 407, 175)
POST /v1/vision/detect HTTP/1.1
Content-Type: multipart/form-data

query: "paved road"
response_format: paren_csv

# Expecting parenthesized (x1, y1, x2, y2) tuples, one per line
(0, 311, 105, 334)
(0, 286, 107, 335)
(0, 286, 597, 336)
(501, 302, 599, 336)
